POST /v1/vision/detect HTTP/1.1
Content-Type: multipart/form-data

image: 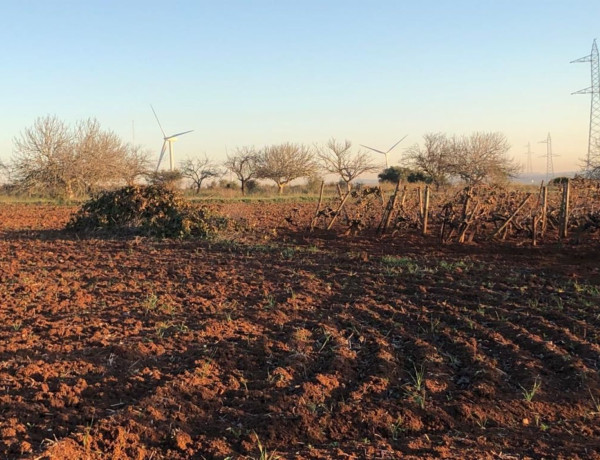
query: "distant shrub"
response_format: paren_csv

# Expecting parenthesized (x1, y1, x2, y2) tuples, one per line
(146, 170, 184, 189)
(379, 166, 433, 184)
(245, 179, 261, 194)
(218, 179, 239, 190)
(407, 171, 433, 184)
(304, 175, 325, 194)
(66, 185, 225, 238)
(551, 177, 570, 185)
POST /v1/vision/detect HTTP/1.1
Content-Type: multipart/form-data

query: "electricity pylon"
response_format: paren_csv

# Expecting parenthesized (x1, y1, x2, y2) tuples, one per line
(539, 133, 558, 182)
(572, 39, 600, 176)
(524, 142, 533, 175)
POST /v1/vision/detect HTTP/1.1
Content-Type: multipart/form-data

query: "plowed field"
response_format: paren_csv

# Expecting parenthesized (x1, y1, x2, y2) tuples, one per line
(1, 203, 599, 459)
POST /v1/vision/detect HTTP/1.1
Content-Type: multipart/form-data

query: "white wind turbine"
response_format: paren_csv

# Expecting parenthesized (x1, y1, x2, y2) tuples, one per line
(151, 105, 193, 172)
(360, 135, 408, 168)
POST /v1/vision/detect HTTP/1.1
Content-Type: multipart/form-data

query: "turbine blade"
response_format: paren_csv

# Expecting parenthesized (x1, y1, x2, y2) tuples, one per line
(359, 144, 386, 155)
(156, 142, 167, 171)
(167, 130, 194, 139)
(387, 135, 408, 152)
(150, 104, 167, 138)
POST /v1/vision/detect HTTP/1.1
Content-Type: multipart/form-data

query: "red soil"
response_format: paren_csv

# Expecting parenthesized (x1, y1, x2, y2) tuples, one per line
(1, 202, 599, 459)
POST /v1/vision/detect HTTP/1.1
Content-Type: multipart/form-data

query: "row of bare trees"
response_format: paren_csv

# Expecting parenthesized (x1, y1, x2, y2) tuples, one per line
(222, 133, 519, 195)
(3, 115, 521, 197)
(223, 139, 378, 195)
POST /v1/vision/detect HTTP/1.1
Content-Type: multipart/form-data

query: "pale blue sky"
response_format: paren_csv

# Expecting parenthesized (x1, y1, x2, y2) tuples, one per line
(1, 0, 599, 173)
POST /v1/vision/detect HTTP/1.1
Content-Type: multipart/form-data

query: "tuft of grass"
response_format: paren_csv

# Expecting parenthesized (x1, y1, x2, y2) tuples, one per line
(437, 259, 471, 273)
(263, 294, 276, 310)
(82, 417, 94, 450)
(155, 321, 171, 338)
(520, 378, 542, 402)
(381, 256, 422, 274)
(252, 432, 279, 460)
(280, 247, 297, 259)
(142, 293, 159, 315)
(574, 281, 600, 297)
(404, 363, 427, 409)
(589, 389, 600, 415)
(389, 416, 405, 440)
(317, 330, 333, 353)
(410, 363, 426, 392)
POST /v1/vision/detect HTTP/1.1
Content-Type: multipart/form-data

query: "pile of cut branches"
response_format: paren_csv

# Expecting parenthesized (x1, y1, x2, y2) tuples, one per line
(66, 185, 225, 238)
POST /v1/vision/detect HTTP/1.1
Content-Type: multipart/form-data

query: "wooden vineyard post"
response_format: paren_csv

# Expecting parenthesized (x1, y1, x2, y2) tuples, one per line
(417, 187, 423, 220)
(440, 204, 451, 243)
(378, 179, 401, 235)
(532, 215, 539, 246)
(560, 179, 570, 239)
(422, 185, 430, 236)
(541, 185, 548, 236)
(458, 202, 480, 243)
(335, 183, 350, 222)
(492, 193, 532, 239)
(309, 181, 325, 231)
(327, 191, 351, 230)
(455, 187, 472, 243)
(400, 185, 407, 207)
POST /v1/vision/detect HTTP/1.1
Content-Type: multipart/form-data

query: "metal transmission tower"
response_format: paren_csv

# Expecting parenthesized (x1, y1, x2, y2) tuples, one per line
(524, 142, 534, 175)
(571, 39, 600, 175)
(539, 133, 558, 182)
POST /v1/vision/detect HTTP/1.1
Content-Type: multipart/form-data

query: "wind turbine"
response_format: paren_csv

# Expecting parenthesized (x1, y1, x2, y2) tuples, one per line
(360, 135, 408, 168)
(151, 105, 193, 171)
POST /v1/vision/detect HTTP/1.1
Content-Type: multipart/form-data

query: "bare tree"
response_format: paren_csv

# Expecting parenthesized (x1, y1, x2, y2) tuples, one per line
(73, 118, 129, 194)
(404, 133, 451, 189)
(181, 155, 221, 193)
(0, 159, 10, 184)
(223, 147, 259, 195)
(11, 115, 141, 198)
(448, 132, 519, 185)
(12, 115, 74, 197)
(256, 143, 317, 194)
(121, 144, 152, 186)
(316, 139, 377, 191)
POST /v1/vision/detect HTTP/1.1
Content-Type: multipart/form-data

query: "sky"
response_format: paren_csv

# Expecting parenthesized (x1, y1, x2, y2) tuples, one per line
(1, 0, 599, 175)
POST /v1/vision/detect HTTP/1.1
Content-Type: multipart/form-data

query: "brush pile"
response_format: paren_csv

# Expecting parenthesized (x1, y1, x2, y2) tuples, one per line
(66, 185, 224, 238)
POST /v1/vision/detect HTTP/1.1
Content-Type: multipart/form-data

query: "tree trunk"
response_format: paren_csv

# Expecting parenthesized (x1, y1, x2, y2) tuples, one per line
(277, 183, 284, 195)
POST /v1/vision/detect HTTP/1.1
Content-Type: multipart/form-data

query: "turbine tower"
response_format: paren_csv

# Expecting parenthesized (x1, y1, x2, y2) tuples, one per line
(151, 105, 193, 172)
(524, 142, 533, 175)
(360, 135, 408, 168)
(539, 133, 558, 182)
(571, 39, 600, 176)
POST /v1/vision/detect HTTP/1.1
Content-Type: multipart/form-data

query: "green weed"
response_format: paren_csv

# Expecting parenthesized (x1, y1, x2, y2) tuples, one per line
(252, 432, 279, 460)
(389, 416, 405, 440)
(155, 321, 171, 338)
(520, 378, 541, 402)
(142, 293, 159, 315)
